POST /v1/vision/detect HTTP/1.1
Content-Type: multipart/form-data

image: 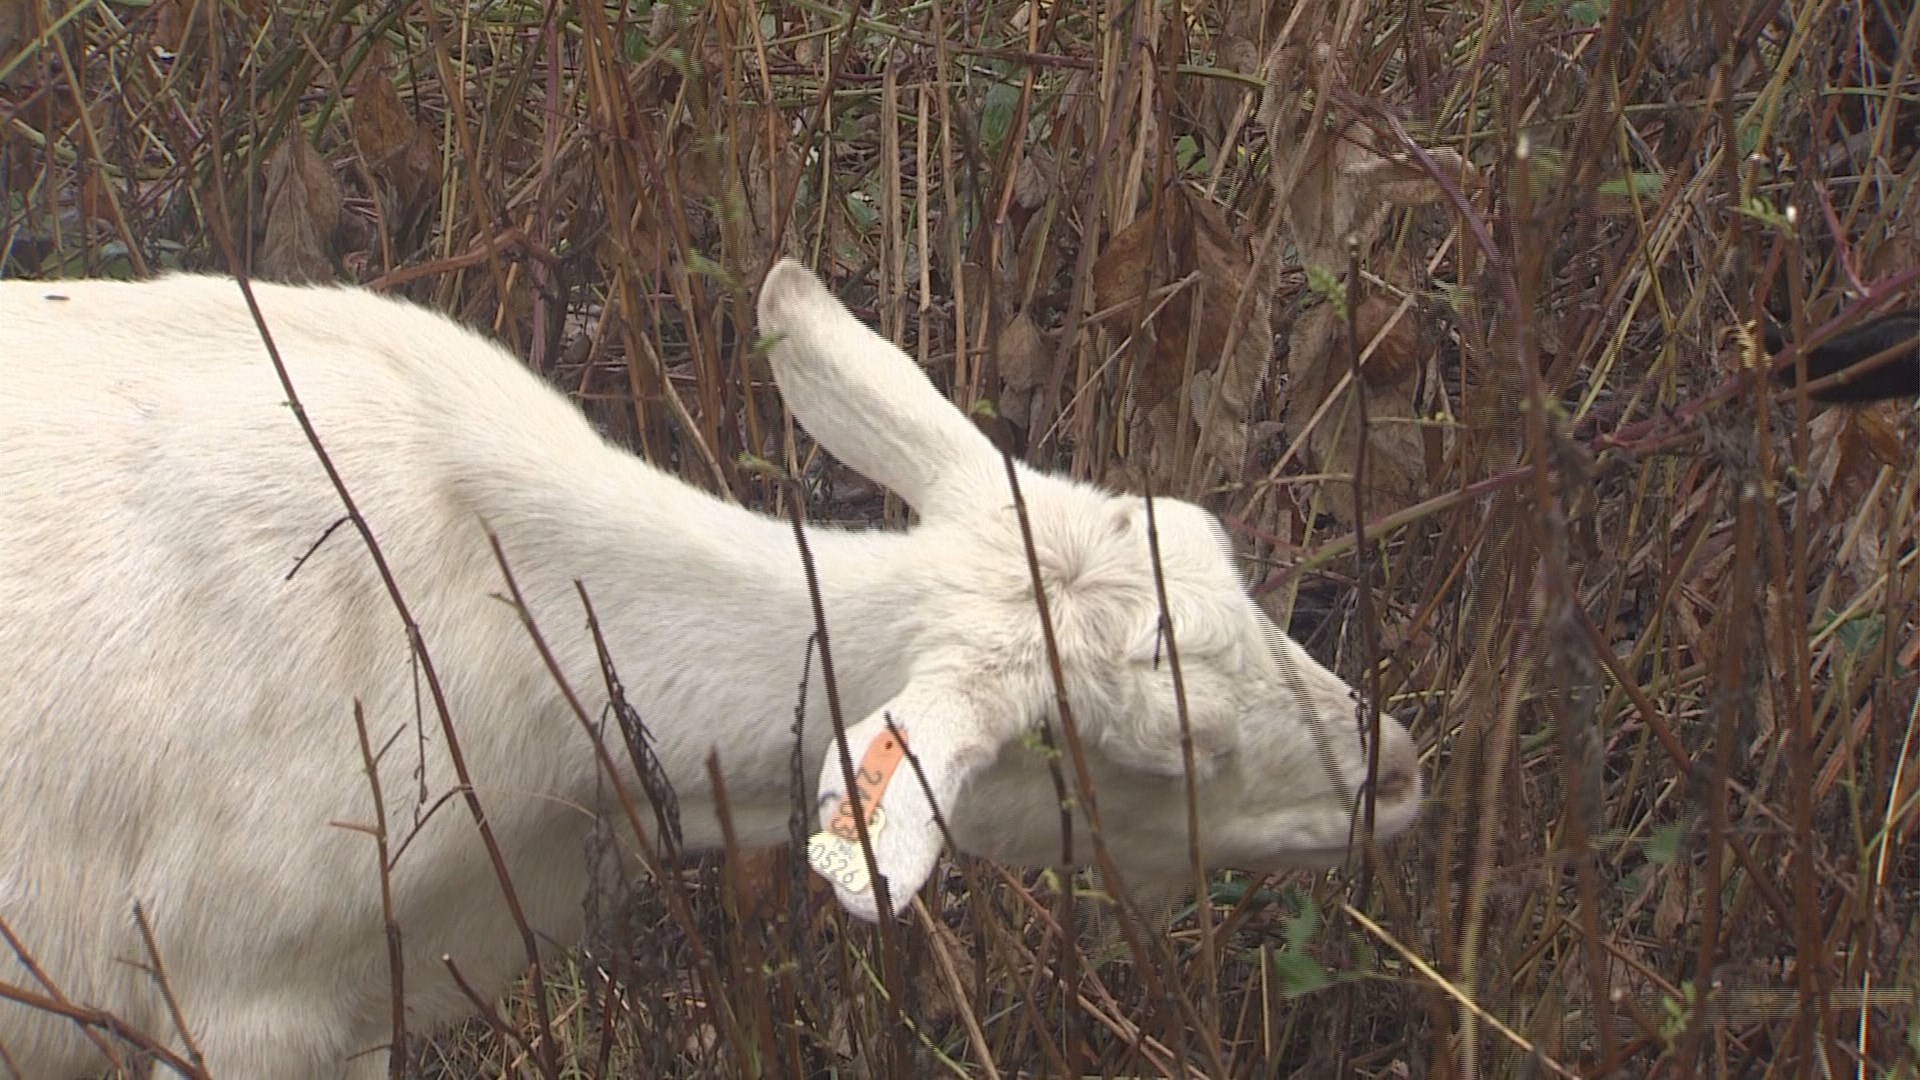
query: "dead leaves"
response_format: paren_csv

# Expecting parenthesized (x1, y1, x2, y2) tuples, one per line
(249, 37, 445, 281)
(1259, 34, 1474, 526)
(995, 310, 1049, 437)
(0, 0, 32, 84)
(350, 39, 440, 244)
(147, 0, 271, 59)
(1050, 25, 1470, 515)
(1801, 405, 1912, 593)
(258, 131, 342, 283)
(1090, 182, 1270, 492)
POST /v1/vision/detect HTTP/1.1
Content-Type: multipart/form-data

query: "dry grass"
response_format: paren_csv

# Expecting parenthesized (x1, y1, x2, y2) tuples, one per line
(5, 0, 1919, 1075)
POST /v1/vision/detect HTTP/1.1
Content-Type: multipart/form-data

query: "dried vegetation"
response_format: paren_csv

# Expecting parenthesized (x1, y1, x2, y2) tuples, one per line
(3, 0, 1918, 1075)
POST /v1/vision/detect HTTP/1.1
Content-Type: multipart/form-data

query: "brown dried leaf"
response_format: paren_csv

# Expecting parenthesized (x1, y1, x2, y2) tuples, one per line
(151, 0, 194, 56)
(1091, 183, 1270, 491)
(1259, 35, 1473, 270)
(1284, 301, 1428, 523)
(1092, 193, 1173, 405)
(996, 311, 1046, 391)
(0, 0, 29, 65)
(1012, 146, 1054, 211)
(724, 103, 800, 271)
(1811, 410, 1877, 505)
(258, 132, 341, 284)
(1, 0, 81, 93)
(1653, 858, 1690, 941)
(1198, 2, 1265, 170)
(1804, 407, 1910, 591)
(1353, 294, 1421, 386)
(1258, 35, 1467, 525)
(1852, 408, 1909, 470)
(996, 310, 1048, 438)
(350, 40, 440, 237)
(1862, 176, 1920, 282)
(149, 0, 266, 72)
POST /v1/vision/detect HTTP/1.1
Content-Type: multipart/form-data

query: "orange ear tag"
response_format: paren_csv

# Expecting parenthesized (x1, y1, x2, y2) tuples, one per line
(806, 729, 908, 894)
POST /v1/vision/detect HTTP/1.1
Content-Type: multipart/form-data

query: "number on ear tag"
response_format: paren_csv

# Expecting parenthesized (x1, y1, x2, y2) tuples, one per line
(806, 807, 886, 893)
(809, 728, 909, 894)
(825, 729, 908, 840)
(806, 833, 871, 892)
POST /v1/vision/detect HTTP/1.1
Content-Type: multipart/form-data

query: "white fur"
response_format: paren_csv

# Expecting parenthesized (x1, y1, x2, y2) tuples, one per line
(0, 261, 1421, 1077)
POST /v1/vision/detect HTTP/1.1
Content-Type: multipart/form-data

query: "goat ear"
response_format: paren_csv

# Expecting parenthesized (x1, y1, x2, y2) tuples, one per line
(758, 260, 998, 519)
(807, 682, 999, 922)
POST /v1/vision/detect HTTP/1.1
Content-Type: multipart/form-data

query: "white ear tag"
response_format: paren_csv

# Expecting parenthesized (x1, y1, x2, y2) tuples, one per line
(806, 728, 908, 895)
(805, 807, 887, 893)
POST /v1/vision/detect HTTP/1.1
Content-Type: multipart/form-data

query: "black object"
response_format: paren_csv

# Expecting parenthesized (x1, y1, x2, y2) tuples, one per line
(1765, 311, 1920, 403)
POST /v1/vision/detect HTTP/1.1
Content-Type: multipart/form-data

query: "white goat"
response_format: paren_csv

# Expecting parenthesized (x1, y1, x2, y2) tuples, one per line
(0, 260, 1422, 1077)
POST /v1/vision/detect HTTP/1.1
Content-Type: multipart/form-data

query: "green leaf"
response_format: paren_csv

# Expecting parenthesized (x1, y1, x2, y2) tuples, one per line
(734, 452, 786, 480)
(685, 252, 741, 292)
(845, 191, 879, 232)
(1272, 948, 1330, 997)
(1597, 171, 1663, 199)
(1832, 611, 1884, 657)
(1343, 935, 1380, 977)
(1646, 822, 1686, 864)
(1175, 134, 1203, 174)
(980, 80, 1021, 151)
(1285, 894, 1322, 950)
(1207, 876, 1276, 909)
(1734, 195, 1792, 231)
(1304, 265, 1348, 315)
(1659, 980, 1697, 1045)
(622, 22, 651, 62)
(659, 45, 692, 80)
